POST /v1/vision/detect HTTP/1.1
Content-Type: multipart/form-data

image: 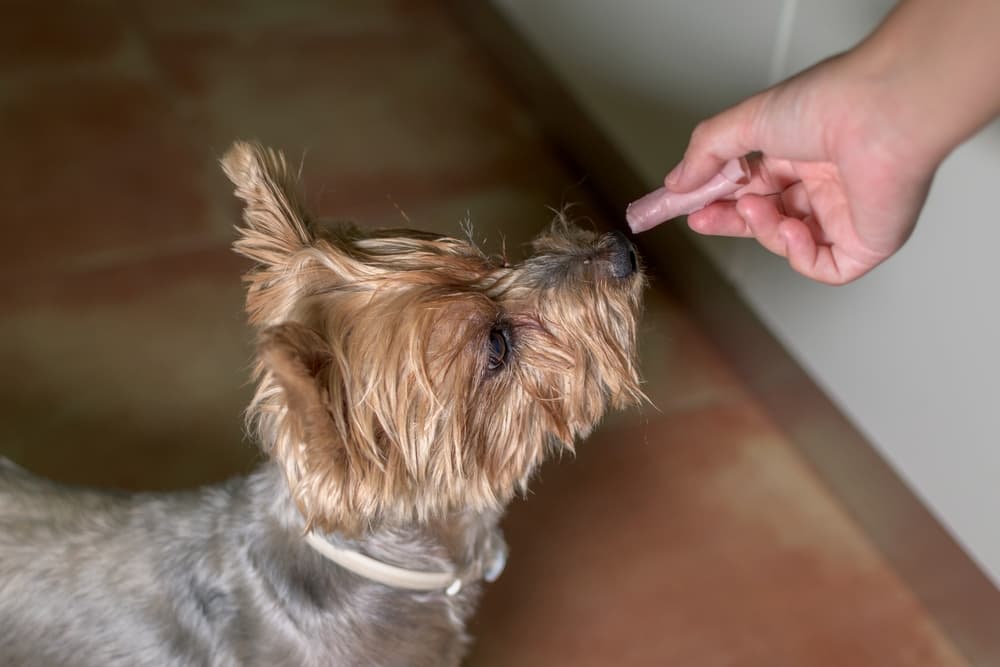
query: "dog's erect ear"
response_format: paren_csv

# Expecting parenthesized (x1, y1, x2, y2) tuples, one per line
(223, 141, 323, 327)
(222, 141, 313, 266)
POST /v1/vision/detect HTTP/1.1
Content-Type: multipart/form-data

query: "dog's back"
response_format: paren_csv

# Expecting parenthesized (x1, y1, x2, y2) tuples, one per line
(0, 461, 474, 667)
(0, 458, 255, 666)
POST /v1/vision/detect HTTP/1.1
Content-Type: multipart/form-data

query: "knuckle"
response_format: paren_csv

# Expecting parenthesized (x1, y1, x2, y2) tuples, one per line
(688, 121, 711, 149)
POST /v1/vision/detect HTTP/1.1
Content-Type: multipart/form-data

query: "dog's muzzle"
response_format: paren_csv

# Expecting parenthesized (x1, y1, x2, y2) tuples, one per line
(607, 231, 638, 279)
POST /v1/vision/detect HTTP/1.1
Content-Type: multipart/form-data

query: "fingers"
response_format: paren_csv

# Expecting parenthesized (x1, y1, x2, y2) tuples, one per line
(667, 151, 800, 215)
(686, 191, 788, 239)
(745, 157, 801, 198)
(740, 197, 866, 284)
(735, 195, 788, 256)
(778, 217, 822, 277)
(777, 180, 812, 220)
(686, 202, 752, 237)
(690, 194, 853, 284)
(784, 225, 869, 285)
(736, 195, 831, 279)
(665, 95, 766, 192)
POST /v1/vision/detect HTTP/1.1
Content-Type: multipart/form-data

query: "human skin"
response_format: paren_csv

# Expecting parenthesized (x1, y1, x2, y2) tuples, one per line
(637, 0, 1000, 284)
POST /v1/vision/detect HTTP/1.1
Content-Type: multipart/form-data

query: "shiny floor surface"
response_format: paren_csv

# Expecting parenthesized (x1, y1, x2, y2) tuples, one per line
(0, 2, 966, 665)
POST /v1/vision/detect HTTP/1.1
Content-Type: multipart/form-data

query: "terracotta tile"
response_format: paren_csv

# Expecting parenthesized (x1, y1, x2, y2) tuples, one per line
(138, 4, 565, 244)
(143, 17, 520, 151)
(0, 1, 125, 71)
(0, 240, 247, 311)
(0, 75, 217, 275)
(130, 0, 436, 37)
(617, 287, 748, 422)
(468, 403, 966, 666)
(0, 244, 256, 490)
(751, 369, 1000, 659)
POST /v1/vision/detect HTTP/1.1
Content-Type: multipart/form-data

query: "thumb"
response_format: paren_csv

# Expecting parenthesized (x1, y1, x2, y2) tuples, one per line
(666, 94, 765, 192)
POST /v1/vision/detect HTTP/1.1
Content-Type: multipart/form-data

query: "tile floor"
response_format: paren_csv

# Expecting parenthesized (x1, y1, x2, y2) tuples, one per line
(0, 1, 969, 665)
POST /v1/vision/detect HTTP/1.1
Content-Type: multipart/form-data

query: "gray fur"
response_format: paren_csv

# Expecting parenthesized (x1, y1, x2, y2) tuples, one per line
(0, 458, 502, 666)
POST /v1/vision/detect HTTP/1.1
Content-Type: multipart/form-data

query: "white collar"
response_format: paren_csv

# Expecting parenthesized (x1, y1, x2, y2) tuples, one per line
(304, 532, 466, 596)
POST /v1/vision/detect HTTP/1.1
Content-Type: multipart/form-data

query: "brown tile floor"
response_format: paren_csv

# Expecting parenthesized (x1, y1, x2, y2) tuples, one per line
(1, 1, 967, 665)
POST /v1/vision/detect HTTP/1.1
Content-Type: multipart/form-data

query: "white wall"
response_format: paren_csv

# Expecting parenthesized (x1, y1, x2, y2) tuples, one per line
(493, 0, 1000, 584)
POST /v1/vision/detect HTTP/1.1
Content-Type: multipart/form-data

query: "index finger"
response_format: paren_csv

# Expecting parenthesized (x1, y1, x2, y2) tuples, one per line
(666, 94, 766, 192)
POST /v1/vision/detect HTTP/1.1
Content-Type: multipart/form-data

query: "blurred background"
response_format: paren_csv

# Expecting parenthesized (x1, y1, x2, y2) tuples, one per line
(1, 1, 996, 664)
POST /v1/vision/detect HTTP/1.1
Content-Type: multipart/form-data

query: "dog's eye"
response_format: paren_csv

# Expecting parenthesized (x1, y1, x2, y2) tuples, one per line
(487, 328, 509, 371)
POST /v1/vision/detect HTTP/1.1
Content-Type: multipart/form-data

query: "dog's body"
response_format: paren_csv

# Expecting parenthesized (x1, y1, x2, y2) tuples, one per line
(0, 460, 497, 666)
(0, 142, 644, 666)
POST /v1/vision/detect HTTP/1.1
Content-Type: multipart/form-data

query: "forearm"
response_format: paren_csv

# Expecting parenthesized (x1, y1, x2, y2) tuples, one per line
(860, 0, 1000, 161)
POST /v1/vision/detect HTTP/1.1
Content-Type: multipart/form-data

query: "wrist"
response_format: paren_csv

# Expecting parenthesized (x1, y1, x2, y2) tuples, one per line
(857, 0, 1000, 163)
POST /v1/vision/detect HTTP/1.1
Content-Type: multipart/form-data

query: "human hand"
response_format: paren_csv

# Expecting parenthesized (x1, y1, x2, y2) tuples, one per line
(654, 50, 940, 285)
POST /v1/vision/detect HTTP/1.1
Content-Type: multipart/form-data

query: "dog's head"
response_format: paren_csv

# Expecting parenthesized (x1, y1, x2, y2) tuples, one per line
(223, 141, 645, 535)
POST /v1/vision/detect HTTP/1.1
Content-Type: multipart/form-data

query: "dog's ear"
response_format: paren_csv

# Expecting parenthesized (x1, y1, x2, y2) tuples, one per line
(222, 141, 321, 327)
(222, 140, 313, 265)
(257, 323, 333, 431)
(255, 322, 340, 530)
(254, 322, 381, 535)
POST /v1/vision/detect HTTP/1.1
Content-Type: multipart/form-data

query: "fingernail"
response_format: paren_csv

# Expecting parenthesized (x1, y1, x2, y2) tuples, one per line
(664, 161, 686, 187)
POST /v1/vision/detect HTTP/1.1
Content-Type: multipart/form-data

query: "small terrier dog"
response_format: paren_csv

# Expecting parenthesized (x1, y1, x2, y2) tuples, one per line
(0, 142, 645, 666)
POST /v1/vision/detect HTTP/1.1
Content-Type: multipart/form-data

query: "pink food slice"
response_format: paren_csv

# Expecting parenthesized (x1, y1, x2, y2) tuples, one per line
(626, 157, 751, 233)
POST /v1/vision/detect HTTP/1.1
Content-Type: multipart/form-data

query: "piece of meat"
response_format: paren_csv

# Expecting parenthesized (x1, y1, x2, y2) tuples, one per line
(626, 157, 751, 233)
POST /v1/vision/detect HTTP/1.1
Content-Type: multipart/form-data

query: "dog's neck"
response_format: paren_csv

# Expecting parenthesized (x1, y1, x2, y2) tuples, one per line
(305, 513, 506, 596)
(303, 532, 464, 594)
(253, 463, 507, 594)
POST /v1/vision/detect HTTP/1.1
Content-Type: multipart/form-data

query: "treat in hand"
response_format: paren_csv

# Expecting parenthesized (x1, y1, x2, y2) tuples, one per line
(626, 157, 750, 233)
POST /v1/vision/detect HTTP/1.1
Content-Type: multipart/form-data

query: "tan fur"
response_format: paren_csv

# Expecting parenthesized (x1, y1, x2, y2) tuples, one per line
(222, 141, 646, 537)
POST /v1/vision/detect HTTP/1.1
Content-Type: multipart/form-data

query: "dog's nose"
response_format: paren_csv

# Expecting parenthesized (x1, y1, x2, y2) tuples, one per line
(606, 230, 638, 279)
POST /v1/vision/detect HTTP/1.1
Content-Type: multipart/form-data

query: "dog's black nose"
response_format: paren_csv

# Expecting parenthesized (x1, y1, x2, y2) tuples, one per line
(607, 230, 638, 279)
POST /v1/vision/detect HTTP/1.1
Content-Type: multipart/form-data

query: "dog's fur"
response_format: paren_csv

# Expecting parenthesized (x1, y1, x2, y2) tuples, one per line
(0, 142, 645, 666)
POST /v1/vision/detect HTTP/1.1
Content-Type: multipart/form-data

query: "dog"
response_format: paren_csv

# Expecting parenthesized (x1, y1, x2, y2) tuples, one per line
(0, 141, 645, 666)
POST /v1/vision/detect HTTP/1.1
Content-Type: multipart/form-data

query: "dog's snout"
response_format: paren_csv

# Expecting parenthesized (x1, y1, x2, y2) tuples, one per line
(606, 230, 638, 279)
